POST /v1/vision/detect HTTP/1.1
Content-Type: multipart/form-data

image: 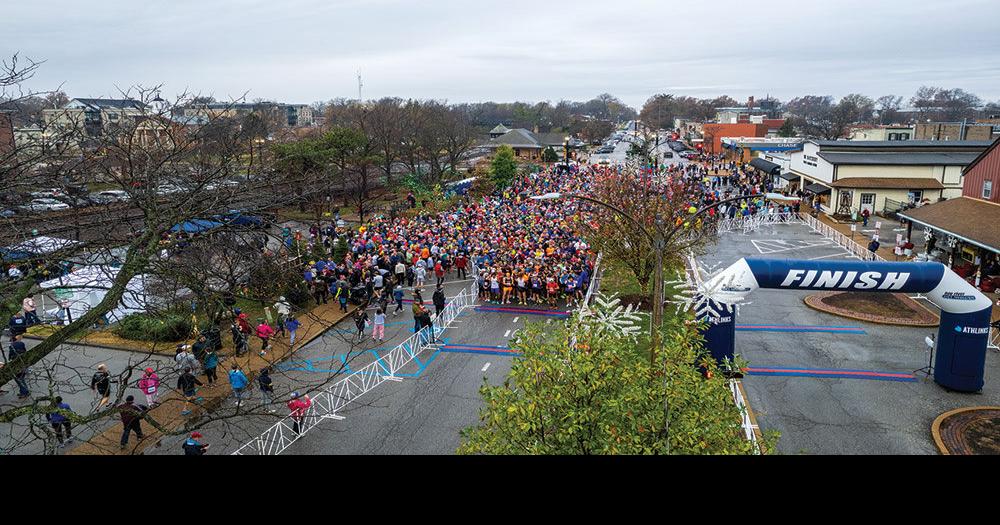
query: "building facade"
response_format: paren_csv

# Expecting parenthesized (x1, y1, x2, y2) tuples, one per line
(701, 123, 768, 155)
(789, 140, 992, 217)
(914, 122, 995, 141)
(849, 125, 914, 141)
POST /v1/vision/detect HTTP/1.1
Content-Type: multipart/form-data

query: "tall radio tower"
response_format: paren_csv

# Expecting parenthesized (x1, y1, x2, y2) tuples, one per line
(357, 70, 363, 102)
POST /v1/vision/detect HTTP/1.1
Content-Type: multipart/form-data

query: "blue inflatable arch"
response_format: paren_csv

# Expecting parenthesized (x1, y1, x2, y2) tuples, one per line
(698, 258, 994, 392)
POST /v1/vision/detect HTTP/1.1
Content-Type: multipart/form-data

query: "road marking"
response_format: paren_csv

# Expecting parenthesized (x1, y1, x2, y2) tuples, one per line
(481, 362, 491, 372)
(512, 317, 519, 324)
(503, 329, 511, 338)
(808, 252, 851, 260)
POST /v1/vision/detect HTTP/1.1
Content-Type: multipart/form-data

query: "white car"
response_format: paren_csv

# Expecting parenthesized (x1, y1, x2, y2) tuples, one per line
(156, 184, 188, 195)
(22, 198, 70, 212)
(95, 190, 131, 203)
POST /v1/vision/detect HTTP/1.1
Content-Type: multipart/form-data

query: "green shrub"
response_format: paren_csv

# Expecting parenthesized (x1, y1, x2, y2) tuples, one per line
(115, 312, 193, 342)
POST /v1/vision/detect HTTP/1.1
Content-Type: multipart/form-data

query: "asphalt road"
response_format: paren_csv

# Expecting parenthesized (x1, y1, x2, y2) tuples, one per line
(142, 278, 564, 455)
(704, 220, 1000, 454)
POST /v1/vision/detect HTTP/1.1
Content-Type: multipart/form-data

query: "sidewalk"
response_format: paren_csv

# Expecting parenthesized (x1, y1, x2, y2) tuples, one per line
(66, 301, 358, 455)
(806, 207, 914, 262)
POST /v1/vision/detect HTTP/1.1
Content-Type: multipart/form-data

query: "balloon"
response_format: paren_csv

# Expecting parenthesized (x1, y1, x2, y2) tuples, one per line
(688, 206, 698, 214)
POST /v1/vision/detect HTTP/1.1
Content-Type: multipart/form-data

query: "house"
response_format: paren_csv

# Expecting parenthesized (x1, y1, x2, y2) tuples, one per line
(484, 128, 584, 161)
(897, 138, 1000, 287)
(0, 110, 13, 155)
(180, 102, 314, 127)
(788, 140, 992, 217)
(489, 124, 511, 139)
(43, 98, 147, 136)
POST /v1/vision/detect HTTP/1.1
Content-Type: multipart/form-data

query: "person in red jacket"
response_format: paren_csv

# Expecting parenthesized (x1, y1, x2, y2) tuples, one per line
(255, 320, 275, 356)
(287, 392, 312, 434)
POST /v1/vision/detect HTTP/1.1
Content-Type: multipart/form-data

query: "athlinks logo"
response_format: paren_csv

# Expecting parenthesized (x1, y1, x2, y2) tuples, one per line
(955, 325, 990, 335)
(779, 269, 910, 290)
(942, 291, 977, 301)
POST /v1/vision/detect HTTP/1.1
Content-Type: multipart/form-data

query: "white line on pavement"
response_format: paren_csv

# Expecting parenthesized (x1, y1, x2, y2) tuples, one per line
(809, 252, 852, 260)
(503, 329, 511, 338)
(512, 317, 519, 324)
(481, 362, 491, 372)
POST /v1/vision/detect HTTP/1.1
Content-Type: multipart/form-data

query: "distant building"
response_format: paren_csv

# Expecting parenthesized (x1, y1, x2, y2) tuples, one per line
(849, 125, 914, 141)
(0, 110, 13, 155)
(484, 128, 583, 161)
(789, 140, 993, 217)
(180, 102, 314, 127)
(701, 123, 769, 155)
(43, 98, 147, 137)
(489, 124, 511, 139)
(914, 122, 994, 141)
(720, 136, 804, 163)
(898, 138, 1000, 277)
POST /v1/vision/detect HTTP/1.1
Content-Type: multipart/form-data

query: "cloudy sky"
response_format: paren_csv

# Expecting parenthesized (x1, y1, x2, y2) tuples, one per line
(7, 0, 1000, 108)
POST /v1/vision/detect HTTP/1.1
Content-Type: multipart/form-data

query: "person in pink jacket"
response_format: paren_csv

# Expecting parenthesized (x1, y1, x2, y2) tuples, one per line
(137, 368, 160, 407)
(255, 320, 275, 356)
(287, 392, 312, 434)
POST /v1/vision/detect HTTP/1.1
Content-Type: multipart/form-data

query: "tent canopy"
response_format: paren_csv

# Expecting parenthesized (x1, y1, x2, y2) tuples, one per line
(170, 219, 224, 233)
(1, 236, 81, 261)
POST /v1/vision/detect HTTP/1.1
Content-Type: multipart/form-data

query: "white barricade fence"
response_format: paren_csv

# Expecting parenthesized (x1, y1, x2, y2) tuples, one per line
(716, 212, 800, 235)
(729, 379, 761, 454)
(580, 252, 603, 313)
(800, 213, 885, 262)
(232, 286, 476, 455)
(989, 326, 999, 351)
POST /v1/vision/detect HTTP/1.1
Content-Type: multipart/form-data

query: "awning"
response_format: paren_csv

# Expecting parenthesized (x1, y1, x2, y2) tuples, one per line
(749, 157, 781, 175)
(170, 219, 224, 233)
(829, 177, 945, 190)
(897, 197, 1000, 255)
(803, 183, 831, 195)
(777, 172, 799, 182)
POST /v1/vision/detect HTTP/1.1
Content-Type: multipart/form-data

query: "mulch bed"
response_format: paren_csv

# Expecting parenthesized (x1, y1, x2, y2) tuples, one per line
(934, 408, 1000, 455)
(803, 291, 939, 326)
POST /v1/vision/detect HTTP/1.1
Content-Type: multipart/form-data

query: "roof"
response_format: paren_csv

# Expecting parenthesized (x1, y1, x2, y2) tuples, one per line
(817, 152, 982, 166)
(803, 182, 831, 194)
(829, 177, 945, 190)
(777, 172, 799, 181)
(812, 140, 994, 148)
(70, 98, 145, 110)
(960, 137, 1000, 175)
(487, 128, 542, 149)
(489, 124, 510, 134)
(897, 197, 1000, 254)
(749, 157, 781, 174)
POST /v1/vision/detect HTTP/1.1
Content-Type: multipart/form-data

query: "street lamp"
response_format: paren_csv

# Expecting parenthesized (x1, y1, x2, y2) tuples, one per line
(563, 136, 571, 165)
(531, 191, 798, 365)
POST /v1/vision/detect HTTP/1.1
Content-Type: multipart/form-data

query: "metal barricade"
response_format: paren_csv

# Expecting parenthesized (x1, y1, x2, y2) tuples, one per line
(232, 287, 475, 455)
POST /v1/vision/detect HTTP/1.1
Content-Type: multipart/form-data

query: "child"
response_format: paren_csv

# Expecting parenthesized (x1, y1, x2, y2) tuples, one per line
(373, 308, 386, 342)
(285, 315, 301, 347)
(137, 368, 160, 407)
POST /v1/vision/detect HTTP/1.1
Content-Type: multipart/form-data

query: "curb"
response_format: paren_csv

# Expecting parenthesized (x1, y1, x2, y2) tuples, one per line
(930, 405, 1000, 455)
(802, 292, 939, 327)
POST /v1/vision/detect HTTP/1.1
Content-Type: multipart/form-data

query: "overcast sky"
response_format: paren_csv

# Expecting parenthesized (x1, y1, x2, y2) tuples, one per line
(7, 0, 1000, 108)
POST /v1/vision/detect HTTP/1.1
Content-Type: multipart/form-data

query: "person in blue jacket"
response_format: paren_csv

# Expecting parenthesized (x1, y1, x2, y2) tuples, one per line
(228, 364, 249, 405)
(285, 315, 301, 347)
(46, 396, 73, 447)
(183, 431, 209, 455)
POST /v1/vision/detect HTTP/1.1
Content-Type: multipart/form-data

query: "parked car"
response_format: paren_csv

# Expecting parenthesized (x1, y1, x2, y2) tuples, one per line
(30, 189, 64, 199)
(0, 209, 16, 218)
(21, 198, 71, 212)
(92, 190, 131, 204)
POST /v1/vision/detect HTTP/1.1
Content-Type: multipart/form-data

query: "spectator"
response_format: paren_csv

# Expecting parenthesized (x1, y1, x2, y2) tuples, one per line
(861, 208, 871, 227)
(228, 364, 249, 405)
(392, 284, 405, 316)
(137, 367, 160, 407)
(203, 346, 219, 385)
(285, 315, 301, 348)
(8, 311, 28, 339)
(258, 367, 276, 412)
(274, 296, 291, 338)
(7, 335, 30, 399)
(191, 334, 208, 364)
(353, 309, 369, 341)
(174, 344, 199, 374)
(255, 319, 274, 356)
(372, 308, 385, 342)
(868, 237, 881, 256)
(90, 363, 111, 412)
(182, 431, 209, 455)
(177, 367, 202, 416)
(433, 285, 446, 317)
(45, 396, 73, 447)
(22, 294, 39, 326)
(230, 321, 248, 356)
(118, 395, 147, 450)
(288, 391, 312, 434)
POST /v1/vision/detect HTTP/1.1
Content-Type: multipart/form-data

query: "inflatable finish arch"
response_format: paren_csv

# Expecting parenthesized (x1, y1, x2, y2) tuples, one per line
(698, 258, 993, 392)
